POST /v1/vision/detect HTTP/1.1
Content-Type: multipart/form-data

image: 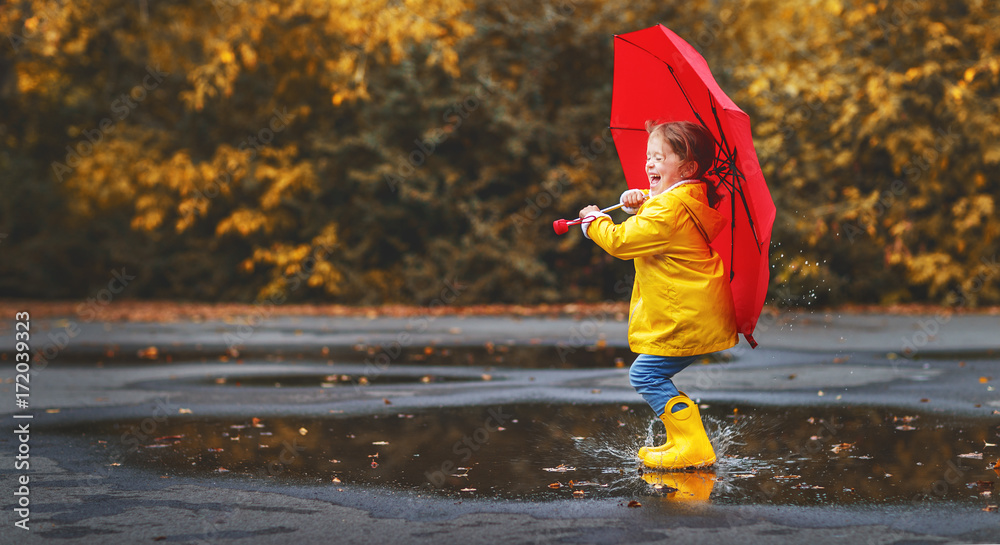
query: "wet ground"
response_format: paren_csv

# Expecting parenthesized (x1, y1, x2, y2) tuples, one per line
(2, 312, 1000, 543)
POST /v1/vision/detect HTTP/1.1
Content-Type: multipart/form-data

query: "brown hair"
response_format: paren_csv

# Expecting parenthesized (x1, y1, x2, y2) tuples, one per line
(646, 120, 720, 207)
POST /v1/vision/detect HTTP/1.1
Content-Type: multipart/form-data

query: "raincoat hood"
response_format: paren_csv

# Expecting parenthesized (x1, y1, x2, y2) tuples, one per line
(665, 189, 728, 243)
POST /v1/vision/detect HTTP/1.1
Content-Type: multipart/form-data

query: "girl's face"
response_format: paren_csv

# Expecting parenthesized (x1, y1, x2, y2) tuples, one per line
(645, 135, 692, 196)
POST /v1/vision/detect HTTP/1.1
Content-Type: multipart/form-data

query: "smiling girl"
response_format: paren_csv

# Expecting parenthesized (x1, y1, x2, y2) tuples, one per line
(578, 120, 737, 470)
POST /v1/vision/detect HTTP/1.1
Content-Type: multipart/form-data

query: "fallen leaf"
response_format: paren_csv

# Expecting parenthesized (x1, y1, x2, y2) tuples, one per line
(299, 427, 308, 436)
(627, 500, 642, 508)
(591, 389, 602, 394)
(983, 504, 998, 512)
(371, 461, 378, 469)
(332, 477, 341, 483)
(548, 482, 562, 489)
(542, 464, 576, 473)
(215, 467, 229, 473)
(831, 443, 854, 453)
(481, 374, 492, 381)
(383, 398, 392, 405)
(138, 346, 159, 359)
(178, 408, 192, 414)
(981, 377, 991, 383)
(572, 490, 585, 498)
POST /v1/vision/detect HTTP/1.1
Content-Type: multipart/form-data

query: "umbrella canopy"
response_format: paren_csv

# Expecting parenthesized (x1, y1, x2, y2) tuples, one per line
(610, 24, 775, 347)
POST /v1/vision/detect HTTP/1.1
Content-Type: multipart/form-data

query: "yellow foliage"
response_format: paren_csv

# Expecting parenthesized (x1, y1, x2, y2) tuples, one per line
(216, 209, 272, 236)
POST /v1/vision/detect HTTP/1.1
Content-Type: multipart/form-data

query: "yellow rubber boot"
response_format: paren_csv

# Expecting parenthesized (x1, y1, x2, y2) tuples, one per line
(637, 439, 672, 459)
(637, 390, 688, 458)
(642, 470, 717, 501)
(639, 394, 716, 469)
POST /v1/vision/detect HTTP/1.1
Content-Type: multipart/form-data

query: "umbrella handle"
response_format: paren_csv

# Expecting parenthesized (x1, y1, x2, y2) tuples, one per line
(552, 203, 626, 235)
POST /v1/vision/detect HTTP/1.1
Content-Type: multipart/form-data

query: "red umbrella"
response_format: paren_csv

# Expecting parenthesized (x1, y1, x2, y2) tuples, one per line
(610, 24, 775, 348)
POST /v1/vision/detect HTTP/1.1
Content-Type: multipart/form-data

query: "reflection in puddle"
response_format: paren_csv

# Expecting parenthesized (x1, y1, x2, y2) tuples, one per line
(62, 404, 998, 505)
(200, 373, 492, 388)
(350, 344, 645, 369)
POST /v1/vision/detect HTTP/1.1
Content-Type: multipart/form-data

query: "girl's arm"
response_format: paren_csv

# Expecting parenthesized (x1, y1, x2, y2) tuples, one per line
(586, 197, 676, 259)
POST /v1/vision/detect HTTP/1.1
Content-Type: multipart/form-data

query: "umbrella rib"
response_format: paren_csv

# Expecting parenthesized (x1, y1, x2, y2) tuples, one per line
(706, 91, 764, 254)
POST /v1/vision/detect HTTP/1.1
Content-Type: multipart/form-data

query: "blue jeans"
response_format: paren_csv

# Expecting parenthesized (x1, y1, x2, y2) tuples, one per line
(629, 353, 700, 416)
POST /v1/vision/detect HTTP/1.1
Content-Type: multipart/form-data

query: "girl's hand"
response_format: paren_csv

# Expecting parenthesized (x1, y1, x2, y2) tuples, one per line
(621, 189, 647, 210)
(579, 205, 600, 219)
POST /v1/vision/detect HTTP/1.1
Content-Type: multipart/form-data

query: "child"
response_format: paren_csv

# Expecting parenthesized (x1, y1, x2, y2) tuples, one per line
(578, 120, 737, 469)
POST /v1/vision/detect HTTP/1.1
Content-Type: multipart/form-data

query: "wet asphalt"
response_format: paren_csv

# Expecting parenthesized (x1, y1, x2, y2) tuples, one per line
(1, 310, 999, 544)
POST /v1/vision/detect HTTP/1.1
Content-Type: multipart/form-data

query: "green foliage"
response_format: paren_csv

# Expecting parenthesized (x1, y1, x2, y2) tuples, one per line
(1, 0, 998, 307)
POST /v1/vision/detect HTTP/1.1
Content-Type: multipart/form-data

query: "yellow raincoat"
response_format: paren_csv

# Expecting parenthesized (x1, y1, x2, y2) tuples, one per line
(587, 183, 738, 356)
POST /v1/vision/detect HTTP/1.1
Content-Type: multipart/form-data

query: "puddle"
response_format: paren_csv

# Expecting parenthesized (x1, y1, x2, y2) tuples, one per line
(85, 343, 733, 369)
(56, 404, 999, 505)
(333, 344, 645, 369)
